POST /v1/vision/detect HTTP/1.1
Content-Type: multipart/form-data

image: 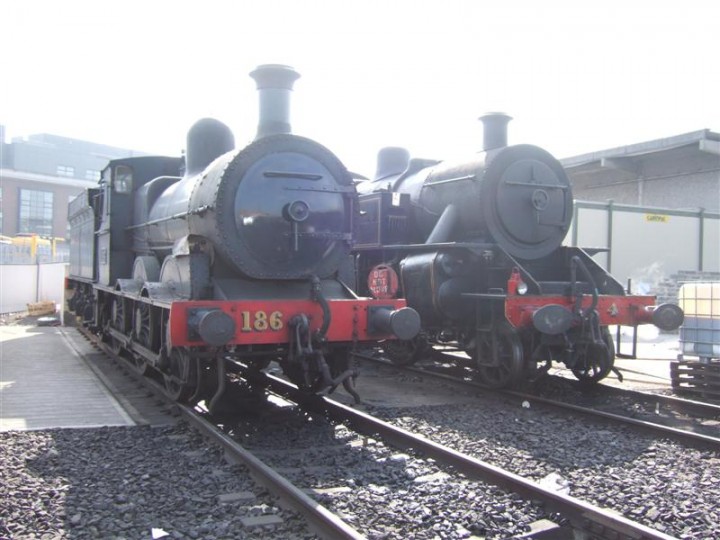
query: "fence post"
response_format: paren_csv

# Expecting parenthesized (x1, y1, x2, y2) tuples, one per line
(606, 200, 614, 273)
(36, 258, 40, 302)
(698, 207, 705, 272)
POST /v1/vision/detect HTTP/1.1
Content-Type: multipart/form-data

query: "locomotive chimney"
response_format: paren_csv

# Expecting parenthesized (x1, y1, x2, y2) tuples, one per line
(479, 112, 512, 151)
(250, 64, 301, 140)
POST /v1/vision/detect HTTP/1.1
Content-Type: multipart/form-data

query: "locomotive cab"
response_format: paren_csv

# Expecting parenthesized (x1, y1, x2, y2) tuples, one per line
(96, 156, 183, 286)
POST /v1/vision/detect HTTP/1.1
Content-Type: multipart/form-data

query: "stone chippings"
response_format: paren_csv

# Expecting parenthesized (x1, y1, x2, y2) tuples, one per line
(0, 423, 314, 540)
(371, 400, 720, 540)
(239, 412, 552, 539)
(4, 400, 718, 540)
(528, 375, 718, 437)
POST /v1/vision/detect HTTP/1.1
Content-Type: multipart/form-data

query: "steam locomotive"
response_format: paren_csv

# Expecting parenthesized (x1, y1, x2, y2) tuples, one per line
(354, 114, 683, 388)
(67, 65, 419, 407)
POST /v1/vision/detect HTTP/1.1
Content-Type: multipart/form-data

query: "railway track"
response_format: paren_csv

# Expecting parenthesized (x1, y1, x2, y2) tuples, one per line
(505, 378, 720, 444)
(77, 326, 358, 538)
(356, 351, 720, 450)
(247, 369, 683, 539)
(75, 327, 689, 539)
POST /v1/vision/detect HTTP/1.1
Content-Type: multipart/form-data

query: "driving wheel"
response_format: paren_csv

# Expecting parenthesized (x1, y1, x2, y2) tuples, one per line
(473, 323, 524, 389)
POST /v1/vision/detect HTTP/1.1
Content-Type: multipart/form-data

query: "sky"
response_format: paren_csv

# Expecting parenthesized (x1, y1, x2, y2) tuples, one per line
(1, 0, 719, 176)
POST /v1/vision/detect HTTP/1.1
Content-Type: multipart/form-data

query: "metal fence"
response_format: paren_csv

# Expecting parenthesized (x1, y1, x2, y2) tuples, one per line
(0, 241, 69, 265)
(567, 201, 720, 291)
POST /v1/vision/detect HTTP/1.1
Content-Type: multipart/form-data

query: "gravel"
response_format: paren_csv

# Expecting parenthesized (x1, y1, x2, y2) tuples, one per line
(5, 366, 717, 539)
(1, 411, 554, 540)
(0, 423, 314, 539)
(237, 407, 553, 539)
(369, 398, 720, 539)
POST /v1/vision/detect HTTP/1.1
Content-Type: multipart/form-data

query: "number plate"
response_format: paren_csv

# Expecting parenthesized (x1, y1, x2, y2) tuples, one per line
(240, 310, 284, 332)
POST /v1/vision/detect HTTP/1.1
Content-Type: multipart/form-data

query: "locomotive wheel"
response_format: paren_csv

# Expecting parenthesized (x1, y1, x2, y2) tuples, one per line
(571, 329, 615, 386)
(109, 336, 124, 356)
(111, 297, 126, 330)
(134, 303, 154, 349)
(109, 297, 127, 355)
(248, 358, 272, 372)
(131, 303, 154, 375)
(129, 355, 149, 376)
(164, 348, 198, 403)
(384, 335, 428, 366)
(473, 323, 523, 389)
(188, 360, 219, 406)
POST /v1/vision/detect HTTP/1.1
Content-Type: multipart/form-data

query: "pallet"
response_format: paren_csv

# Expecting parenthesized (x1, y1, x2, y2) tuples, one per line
(670, 360, 720, 401)
(26, 300, 57, 317)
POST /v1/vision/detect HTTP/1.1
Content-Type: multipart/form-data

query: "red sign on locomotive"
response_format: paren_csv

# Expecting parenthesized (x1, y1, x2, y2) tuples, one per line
(368, 264, 400, 299)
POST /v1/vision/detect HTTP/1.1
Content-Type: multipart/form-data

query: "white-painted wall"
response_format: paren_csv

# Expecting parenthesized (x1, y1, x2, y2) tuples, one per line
(566, 202, 720, 292)
(0, 263, 68, 314)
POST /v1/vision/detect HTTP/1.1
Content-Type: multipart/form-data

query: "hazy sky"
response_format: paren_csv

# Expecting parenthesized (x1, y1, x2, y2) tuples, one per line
(2, 0, 718, 176)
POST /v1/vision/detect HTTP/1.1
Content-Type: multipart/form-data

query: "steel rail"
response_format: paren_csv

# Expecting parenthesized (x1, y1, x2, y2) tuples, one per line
(76, 325, 680, 538)
(357, 353, 720, 449)
(430, 349, 720, 419)
(253, 370, 678, 540)
(503, 389, 720, 448)
(175, 405, 365, 540)
(563, 379, 720, 418)
(76, 327, 365, 540)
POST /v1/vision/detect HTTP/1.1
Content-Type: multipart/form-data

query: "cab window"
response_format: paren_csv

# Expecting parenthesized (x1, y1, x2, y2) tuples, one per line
(114, 165, 133, 193)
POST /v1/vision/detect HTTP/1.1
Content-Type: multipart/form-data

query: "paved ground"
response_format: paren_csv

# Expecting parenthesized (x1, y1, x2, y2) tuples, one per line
(0, 324, 134, 431)
(0, 317, 697, 425)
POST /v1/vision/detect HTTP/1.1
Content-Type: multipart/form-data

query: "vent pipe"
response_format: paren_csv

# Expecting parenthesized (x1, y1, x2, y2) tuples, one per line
(249, 64, 301, 140)
(479, 112, 512, 151)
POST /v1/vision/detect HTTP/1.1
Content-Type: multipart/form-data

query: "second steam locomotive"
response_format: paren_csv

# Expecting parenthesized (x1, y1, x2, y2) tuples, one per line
(67, 65, 419, 407)
(354, 114, 683, 388)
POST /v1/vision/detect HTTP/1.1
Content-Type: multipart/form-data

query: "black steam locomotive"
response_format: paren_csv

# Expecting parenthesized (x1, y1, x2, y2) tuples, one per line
(67, 65, 419, 407)
(354, 114, 683, 388)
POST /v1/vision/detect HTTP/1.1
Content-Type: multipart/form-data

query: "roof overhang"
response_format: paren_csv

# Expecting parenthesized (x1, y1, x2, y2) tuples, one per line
(561, 129, 720, 173)
(0, 168, 98, 189)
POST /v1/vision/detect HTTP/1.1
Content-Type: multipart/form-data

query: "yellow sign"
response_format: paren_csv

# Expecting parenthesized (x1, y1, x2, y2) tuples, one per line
(645, 214, 669, 223)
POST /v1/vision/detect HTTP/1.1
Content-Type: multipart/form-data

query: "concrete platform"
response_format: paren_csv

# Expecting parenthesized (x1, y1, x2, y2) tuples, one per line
(0, 324, 134, 431)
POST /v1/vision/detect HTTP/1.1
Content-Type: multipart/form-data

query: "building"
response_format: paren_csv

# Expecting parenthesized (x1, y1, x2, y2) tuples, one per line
(561, 129, 720, 302)
(0, 124, 145, 240)
(561, 129, 720, 212)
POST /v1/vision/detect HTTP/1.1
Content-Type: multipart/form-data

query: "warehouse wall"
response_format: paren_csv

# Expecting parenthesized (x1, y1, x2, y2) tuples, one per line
(566, 201, 719, 293)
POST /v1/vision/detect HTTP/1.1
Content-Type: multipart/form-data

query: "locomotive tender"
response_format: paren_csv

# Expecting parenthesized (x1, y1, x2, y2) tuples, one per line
(355, 113, 683, 388)
(68, 65, 419, 407)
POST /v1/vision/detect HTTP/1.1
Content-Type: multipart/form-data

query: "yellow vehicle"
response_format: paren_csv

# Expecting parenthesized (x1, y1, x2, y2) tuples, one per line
(8, 234, 65, 259)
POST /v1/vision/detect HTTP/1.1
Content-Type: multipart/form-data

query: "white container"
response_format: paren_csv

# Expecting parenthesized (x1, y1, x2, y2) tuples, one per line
(679, 282, 720, 360)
